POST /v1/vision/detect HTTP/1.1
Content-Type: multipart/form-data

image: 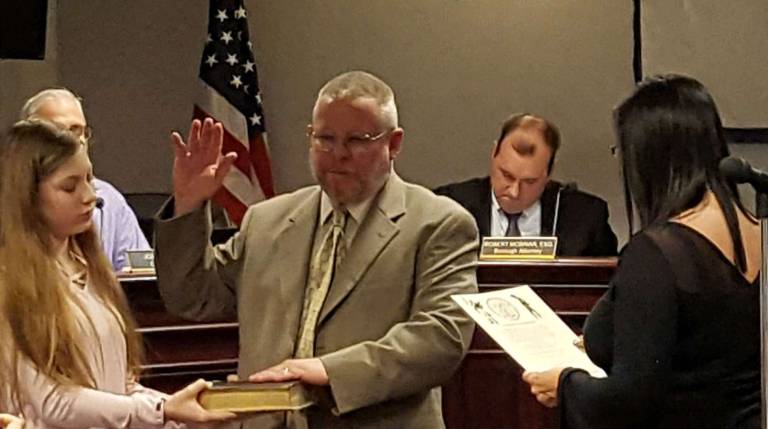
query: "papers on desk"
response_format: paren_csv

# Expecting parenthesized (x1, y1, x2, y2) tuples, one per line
(453, 285, 606, 377)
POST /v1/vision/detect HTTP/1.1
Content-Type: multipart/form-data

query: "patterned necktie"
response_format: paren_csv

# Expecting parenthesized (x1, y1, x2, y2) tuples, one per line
(505, 212, 521, 237)
(295, 210, 347, 358)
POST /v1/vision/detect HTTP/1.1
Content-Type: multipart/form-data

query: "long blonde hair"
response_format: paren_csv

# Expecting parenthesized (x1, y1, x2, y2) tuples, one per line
(0, 121, 143, 406)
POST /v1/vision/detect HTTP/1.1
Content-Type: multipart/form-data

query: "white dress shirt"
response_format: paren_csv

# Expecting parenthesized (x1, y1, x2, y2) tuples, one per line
(490, 192, 541, 237)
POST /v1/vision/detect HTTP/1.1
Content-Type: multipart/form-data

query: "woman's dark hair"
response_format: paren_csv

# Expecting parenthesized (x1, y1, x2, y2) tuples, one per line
(615, 74, 747, 272)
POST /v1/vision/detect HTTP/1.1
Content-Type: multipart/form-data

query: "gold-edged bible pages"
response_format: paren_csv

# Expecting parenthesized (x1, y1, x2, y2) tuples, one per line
(198, 381, 315, 412)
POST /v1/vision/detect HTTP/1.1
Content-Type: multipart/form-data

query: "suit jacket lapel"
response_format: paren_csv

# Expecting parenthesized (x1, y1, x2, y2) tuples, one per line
(476, 177, 492, 237)
(539, 180, 560, 236)
(275, 189, 321, 337)
(317, 174, 404, 325)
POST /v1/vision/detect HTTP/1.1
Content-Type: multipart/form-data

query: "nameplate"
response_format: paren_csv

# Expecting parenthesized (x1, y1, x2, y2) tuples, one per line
(480, 236, 558, 260)
(126, 250, 155, 273)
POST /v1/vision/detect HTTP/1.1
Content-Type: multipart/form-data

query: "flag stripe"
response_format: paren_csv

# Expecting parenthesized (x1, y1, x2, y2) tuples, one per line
(249, 133, 275, 198)
(193, 105, 254, 180)
(221, 163, 265, 204)
(194, 81, 249, 147)
(214, 186, 247, 225)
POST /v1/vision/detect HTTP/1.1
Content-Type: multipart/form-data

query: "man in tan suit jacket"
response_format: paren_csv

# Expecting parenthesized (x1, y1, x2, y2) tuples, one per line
(154, 71, 478, 428)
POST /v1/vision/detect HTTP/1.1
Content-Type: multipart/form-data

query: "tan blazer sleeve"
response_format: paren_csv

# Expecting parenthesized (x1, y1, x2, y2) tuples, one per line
(154, 200, 246, 322)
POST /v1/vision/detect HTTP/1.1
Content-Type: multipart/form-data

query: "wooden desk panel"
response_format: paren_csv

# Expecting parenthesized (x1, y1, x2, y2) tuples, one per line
(121, 257, 616, 427)
(121, 275, 239, 391)
(477, 258, 615, 285)
(442, 352, 557, 429)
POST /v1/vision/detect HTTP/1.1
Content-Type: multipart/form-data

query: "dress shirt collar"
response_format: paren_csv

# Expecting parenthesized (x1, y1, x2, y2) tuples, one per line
(490, 191, 542, 237)
(320, 192, 376, 228)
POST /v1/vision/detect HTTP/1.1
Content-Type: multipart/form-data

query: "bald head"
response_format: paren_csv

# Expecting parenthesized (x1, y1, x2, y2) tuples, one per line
(493, 113, 560, 173)
(21, 88, 91, 142)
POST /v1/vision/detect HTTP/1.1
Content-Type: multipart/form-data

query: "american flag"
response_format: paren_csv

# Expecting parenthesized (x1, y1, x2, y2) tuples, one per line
(194, 0, 274, 225)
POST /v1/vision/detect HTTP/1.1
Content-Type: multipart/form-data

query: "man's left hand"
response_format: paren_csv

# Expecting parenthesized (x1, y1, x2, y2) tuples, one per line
(248, 358, 329, 386)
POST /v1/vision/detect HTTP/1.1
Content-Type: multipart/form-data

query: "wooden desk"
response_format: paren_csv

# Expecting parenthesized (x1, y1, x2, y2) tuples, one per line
(121, 257, 616, 427)
(120, 274, 238, 390)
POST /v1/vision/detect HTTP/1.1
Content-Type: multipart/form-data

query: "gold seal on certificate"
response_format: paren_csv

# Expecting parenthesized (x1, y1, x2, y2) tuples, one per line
(452, 285, 605, 377)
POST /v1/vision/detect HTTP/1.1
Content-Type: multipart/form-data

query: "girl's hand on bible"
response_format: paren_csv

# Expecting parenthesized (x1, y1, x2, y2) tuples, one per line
(164, 379, 237, 423)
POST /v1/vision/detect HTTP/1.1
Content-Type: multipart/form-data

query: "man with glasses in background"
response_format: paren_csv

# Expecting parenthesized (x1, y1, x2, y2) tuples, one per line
(155, 70, 478, 428)
(21, 88, 150, 270)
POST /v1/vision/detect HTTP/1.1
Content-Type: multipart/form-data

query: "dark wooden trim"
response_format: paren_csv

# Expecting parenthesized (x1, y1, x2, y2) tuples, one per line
(632, 0, 643, 82)
(724, 128, 768, 144)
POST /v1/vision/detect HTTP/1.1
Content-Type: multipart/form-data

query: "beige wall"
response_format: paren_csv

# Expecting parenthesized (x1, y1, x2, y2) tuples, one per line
(641, 1, 768, 219)
(56, 1, 208, 191)
(248, 0, 635, 242)
(642, 0, 768, 128)
(2, 1, 766, 245)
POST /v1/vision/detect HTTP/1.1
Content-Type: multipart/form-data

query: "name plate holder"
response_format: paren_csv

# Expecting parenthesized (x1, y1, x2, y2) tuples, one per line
(480, 236, 558, 260)
(126, 250, 155, 274)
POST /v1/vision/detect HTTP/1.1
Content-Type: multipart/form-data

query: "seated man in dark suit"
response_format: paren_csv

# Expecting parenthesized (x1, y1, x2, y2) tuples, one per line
(435, 113, 618, 256)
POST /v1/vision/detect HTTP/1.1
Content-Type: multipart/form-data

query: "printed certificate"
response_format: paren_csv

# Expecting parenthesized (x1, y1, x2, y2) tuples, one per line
(453, 285, 606, 377)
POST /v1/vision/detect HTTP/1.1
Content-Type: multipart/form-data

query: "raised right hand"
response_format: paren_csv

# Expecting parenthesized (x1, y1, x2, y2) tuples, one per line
(164, 379, 237, 423)
(171, 118, 238, 217)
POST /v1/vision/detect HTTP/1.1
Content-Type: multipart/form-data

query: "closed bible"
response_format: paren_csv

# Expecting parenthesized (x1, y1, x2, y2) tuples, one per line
(198, 381, 315, 412)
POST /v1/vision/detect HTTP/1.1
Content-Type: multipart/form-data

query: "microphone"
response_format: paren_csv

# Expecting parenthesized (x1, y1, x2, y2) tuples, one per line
(95, 197, 105, 244)
(719, 156, 768, 193)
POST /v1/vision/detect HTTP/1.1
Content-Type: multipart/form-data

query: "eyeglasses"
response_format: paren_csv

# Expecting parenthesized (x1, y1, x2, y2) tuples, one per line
(66, 124, 93, 142)
(307, 125, 392, 154)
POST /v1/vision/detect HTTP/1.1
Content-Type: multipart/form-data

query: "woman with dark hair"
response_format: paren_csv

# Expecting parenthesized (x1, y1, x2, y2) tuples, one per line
(522, 75, 761, 428)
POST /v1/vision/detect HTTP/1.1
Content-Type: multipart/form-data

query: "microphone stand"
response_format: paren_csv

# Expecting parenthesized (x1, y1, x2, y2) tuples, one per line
(759, 192, 768, 429)
(719, 156, 768, 427)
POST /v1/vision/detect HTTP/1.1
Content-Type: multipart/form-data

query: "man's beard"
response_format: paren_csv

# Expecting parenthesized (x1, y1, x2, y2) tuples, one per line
(310, 160, 391, 206)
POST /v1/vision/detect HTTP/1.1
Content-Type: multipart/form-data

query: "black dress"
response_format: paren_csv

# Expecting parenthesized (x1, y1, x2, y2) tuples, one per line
(558, 223, 761, 429)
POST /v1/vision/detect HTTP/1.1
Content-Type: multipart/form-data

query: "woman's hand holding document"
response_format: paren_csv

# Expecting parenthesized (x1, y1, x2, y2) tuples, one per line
(452, 285, 605, 377)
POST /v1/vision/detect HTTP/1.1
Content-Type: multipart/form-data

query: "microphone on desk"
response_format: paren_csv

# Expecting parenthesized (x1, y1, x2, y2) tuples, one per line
(719, 156, 768, 193)
(551, 182, 577, 235)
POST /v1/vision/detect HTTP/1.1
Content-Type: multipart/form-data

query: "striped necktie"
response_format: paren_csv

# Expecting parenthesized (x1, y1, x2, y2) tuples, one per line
(505, 212, 521, 237)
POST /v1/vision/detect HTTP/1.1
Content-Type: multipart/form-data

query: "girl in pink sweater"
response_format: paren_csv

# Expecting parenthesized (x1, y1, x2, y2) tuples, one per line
(0, 120, 235, 429)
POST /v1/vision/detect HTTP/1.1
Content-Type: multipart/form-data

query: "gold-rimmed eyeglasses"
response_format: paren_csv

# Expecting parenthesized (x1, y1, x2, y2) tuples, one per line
(307, 125, 392, 154)
(67, 124, 93, 142)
